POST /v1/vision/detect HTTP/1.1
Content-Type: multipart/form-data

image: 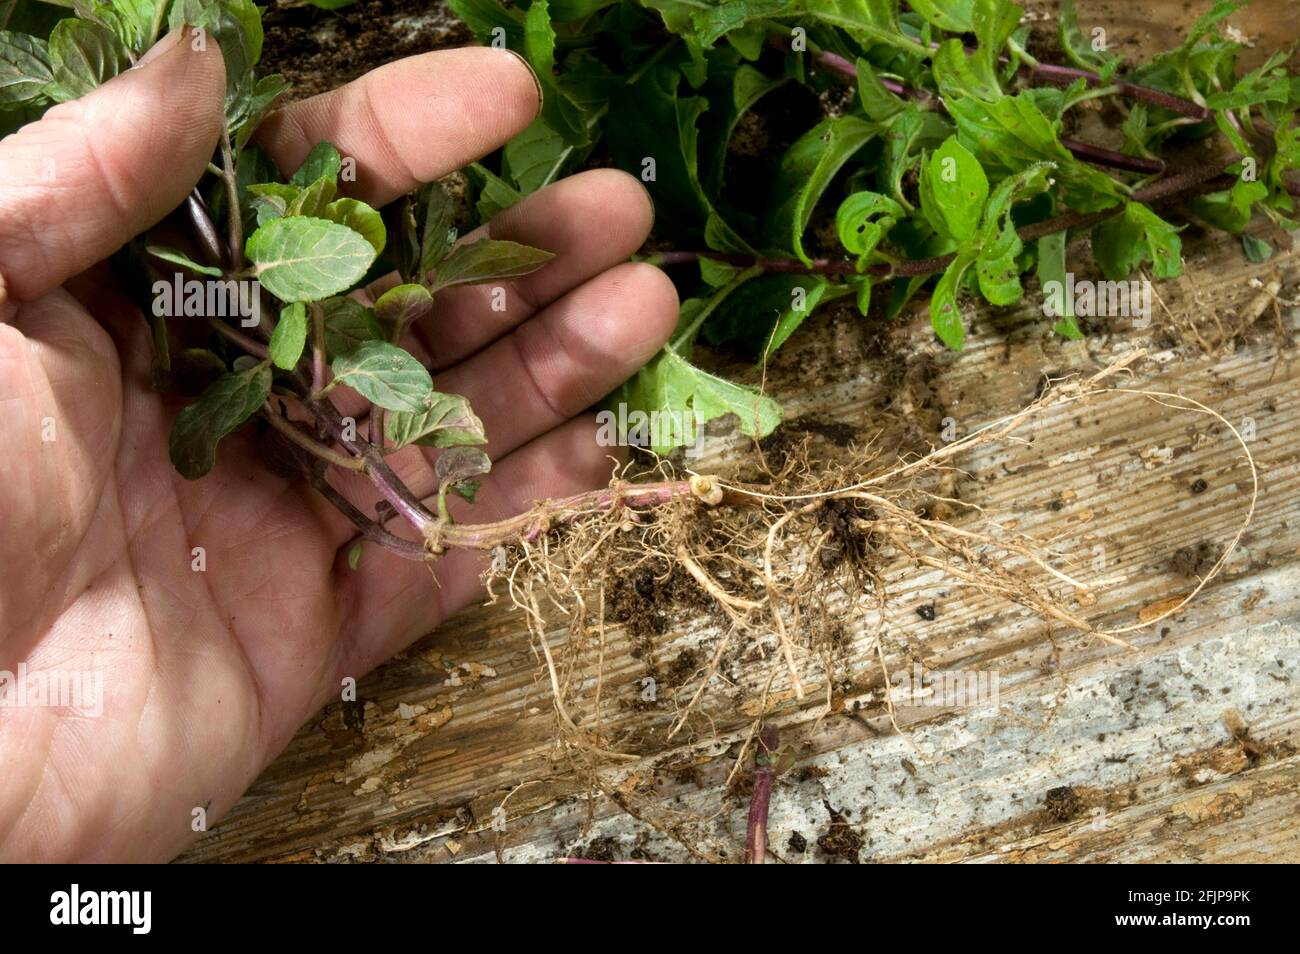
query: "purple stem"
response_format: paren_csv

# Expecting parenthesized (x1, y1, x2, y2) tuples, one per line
(745, 725, 781, 864)
(810, 49, 1165, 175)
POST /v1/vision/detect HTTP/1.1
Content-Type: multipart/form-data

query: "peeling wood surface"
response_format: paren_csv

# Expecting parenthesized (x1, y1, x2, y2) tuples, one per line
(181, 232, 1300, 863)
(182, 1, 1300, 863)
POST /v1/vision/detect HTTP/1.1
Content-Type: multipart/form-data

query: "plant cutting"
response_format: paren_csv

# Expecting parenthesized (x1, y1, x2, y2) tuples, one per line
(0, 0, 1283, 863)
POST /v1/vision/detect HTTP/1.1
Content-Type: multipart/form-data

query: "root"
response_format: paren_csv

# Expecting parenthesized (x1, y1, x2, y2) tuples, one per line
(472, 350, 1256, 848)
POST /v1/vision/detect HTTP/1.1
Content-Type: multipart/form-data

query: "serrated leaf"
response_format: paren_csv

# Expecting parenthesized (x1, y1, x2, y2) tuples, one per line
(320, 296, 381, 358)
(169, 362, 271, 479)
(763, 115, 876, 264)
(46, 17, 129, 101)
(908, 0, 973, 32)
(246, 216, 377, 302)
(523, 0, 589, 147)
(1059, 0, 1117, 73)
(291, 141, 342, 187)
(323, 198, 385, 254)
(146, 245, 223, 277)
(836, 191, 903, 268)
(431, 238, 554, 290)
(0, 30, 53, 105)
(287, 176, 337, 217)
(373, 282, 432, 336)
(467, 162, 524, 222)
(385, 392, 486, 450)
(330, 340, 432, 412)
(920, 136, 989, 244)
(610, 345, 781, 456)
(1092, 202, 1183, 280)
(269, 301, 307, 370)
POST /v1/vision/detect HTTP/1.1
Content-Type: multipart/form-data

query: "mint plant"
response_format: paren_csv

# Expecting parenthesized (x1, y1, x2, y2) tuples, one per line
(0, 1, 563, 565)
(448, 0, 1299, 451)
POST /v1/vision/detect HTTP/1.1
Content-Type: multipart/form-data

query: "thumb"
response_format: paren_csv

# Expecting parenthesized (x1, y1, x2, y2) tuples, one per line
(0, 27, 226, 305)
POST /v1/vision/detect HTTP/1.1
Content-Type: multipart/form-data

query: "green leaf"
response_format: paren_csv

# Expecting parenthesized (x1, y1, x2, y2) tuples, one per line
(431, 238, 554, 290)
(419, 182, 455, 273)
(467, 162, 524, 222)
(373, 282, 432, 336)
(385, 391, 487, 450)
(908, 0, 973, 32)
(920, 136, 989, 244)
(231, 72, 288, 149)
(835, 191, 903, 268)
(1242, 234, 1273, 263)
(291, 141, 342, 187)
(169, 362, 271, 479)
(704, 273, 850, 359)
(1059, 0, 1117, 73)
(1037, 230, 1080, 339)
(446, 0, 525, 47)
(972, 161, 1054, 305)
(269, 301, 307, 370)
(330, 340, 433, 412)
(146, 245, 223, 277)
(930, 252, 976, 350)
(322, 198, 386, 254)
(763, 115, 877, 263)
(523, 0, 588, 147)
(246, 216, 378, 302)
(882, 106, 952, 210)
(286, 176, 337, 217)
(347, 540, 363, 570)
(46, 17, 129, 101)
(320, 296, 382, 358)
(854, 57, 906, 123)
(0, 30, 53, 105)
(1092, 202, 1183, 280)
(1189, 177, 1267, 234)
(610, 344, 781, 455)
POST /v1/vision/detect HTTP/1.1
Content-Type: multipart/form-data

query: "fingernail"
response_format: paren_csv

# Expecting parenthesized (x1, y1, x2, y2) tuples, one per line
(132, 27, 185, 69)
(501, 48, 544, 114)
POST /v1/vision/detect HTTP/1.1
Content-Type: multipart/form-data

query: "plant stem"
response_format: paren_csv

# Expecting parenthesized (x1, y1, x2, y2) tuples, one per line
(208, 318, 269, 359)
(745, 725, 780, 865)
(652, 162, 1237, 283)
(310, 302, 327, 394)
(262, 405, 368, 472)
(218, 128, 243, 269)
(184, 189, 226, 266)
(1030, 62, 1211, 120)
(309, 477, 429, 562)
(312, 398, 440, 534)
(809, 49, 1165, 176)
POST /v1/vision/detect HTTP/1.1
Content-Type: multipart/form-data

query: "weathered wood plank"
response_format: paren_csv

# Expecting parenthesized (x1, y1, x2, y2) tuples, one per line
(181, 232, 1300, 862)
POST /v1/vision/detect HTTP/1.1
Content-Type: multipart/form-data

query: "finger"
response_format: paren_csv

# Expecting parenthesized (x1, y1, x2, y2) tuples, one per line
(334, 416, 624, 677)
(255, 47, 542, 206)
(435, 261, 679, 460)
(413, 169, 656, 370)
(0, 29, 226, 303)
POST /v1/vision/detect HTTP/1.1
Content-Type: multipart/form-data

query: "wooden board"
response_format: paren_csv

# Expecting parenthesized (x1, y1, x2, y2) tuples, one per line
(180, 230, 1300, 862)
(180, 1, 1300, 863)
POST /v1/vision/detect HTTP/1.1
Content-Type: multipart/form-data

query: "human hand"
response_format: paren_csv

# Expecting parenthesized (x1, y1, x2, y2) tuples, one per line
(0, 31, 677, 861)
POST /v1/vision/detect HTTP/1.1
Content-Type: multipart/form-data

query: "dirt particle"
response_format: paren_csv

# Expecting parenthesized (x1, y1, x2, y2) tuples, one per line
(816, 801, 863, 863)
(1044, 785, 1083, 822)
(787, 830, 807, 854)
(1190, 478, 1209, 494)
(916, 603, 936, 622)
